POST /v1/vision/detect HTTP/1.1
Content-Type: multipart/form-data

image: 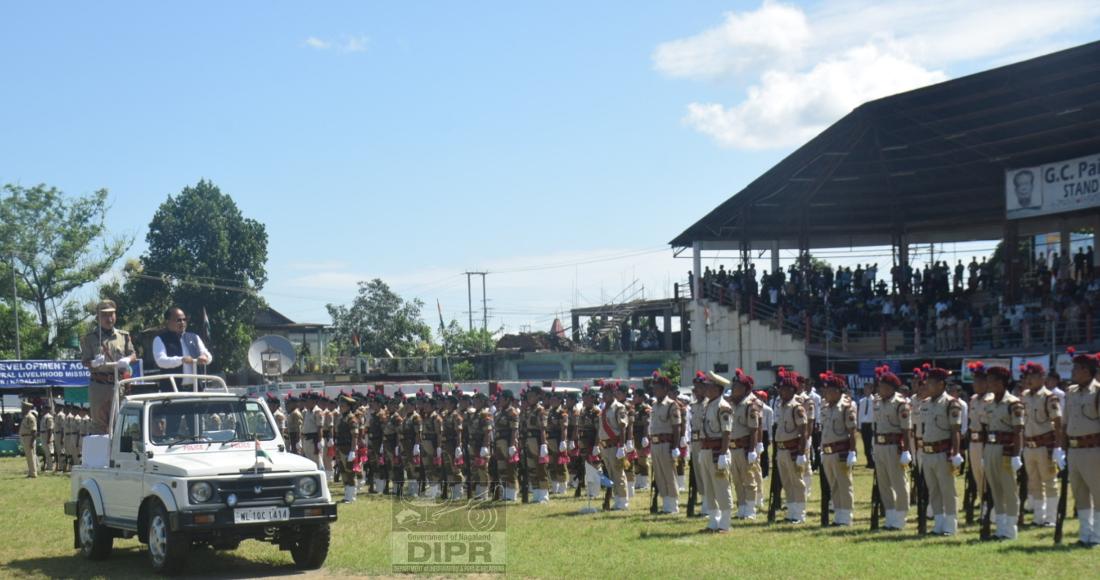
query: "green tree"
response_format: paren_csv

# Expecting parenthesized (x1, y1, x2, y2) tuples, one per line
(122, 180, 268, 373)
(0, 303, 50, 359)
(327, 279, 432, 358)
(435, 320, 496, 355)
(660, 357, 682, 385)
(450, 360, 476, 381)
(0, 184, 131, 355)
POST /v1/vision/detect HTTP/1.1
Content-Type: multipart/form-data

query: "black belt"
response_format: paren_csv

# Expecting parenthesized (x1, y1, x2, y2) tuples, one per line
(303, 433, 319, 441)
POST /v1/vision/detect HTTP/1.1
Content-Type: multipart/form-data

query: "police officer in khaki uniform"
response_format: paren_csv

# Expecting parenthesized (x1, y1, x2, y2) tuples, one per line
(442, 393, 466, 499)
(578, 389, 603, 500)
(774, 369, 809, 523)
(287, 396, 303, 455)
(1061, 350, 1100, 546)
(335, 395, 360, 503)
(600, 382, 630, 510)
(698, 372, 734, 533)
(918, 367, 964, 536)
(649, 373, 682, 513)
(469, 393, 494, 499)
(20, 401, 39, 478)
(52, 405, 66, 473)
(523, 386, 551, 503)
(64, 406, 80, 471)
(402, 394, 424, 497)
(1020, 361, 1063, 527)
(494, 390, 521, 501)
(422, 394, 444, 499)
(819, 372, 858, 526)
(546, 389, 570, 495)
(79, 300, 137, 435)
(39, 405, 54, 473)
(726, 369, 763, 521)
(967, 362, 990, 516)
(632, 387, 652, 494)
(980, 366, 1025, 540)
(872, 367, 913, 530)
(688, 372, 710, 518)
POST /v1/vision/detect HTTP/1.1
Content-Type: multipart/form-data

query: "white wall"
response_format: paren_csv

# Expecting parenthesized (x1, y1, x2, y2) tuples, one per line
(682, 299, 809, 386)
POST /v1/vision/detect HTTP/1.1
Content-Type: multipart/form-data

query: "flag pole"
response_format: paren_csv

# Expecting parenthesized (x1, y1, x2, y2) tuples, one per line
(437, 300, 453, 385)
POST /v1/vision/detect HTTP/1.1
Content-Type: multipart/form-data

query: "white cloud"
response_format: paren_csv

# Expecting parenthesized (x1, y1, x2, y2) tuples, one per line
(658, 0, 1100, 149)
(301, 35, 369, 54)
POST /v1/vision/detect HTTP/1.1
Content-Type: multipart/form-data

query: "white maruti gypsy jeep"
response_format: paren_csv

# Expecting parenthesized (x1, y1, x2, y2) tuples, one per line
(64, 375, 337, 575)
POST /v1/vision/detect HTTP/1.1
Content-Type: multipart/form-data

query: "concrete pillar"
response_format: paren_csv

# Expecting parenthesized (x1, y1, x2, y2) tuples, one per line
(663, 310, 673, 350)
(572, 313, 581, 342)
(693, 241, 702, 302)
(771, 240, 781, 275)
(898, 235, 909, 294)
(1005, 221, 1019, 303)
(1060, 220, 1072, 279)
(1093, 214, 1100, 268)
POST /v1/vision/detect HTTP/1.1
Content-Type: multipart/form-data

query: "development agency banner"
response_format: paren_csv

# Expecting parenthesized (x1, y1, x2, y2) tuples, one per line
(1006, 152, 1100, 219)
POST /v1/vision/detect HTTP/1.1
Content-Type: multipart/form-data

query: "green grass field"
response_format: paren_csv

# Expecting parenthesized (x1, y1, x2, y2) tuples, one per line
(0, 453, 1092, 579)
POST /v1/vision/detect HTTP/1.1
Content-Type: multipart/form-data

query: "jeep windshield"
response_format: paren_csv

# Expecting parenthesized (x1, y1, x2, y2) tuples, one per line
(149, 399, 276, 446)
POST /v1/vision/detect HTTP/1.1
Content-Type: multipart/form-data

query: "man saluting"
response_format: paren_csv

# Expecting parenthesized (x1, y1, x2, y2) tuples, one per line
(153, 307, 213, 389)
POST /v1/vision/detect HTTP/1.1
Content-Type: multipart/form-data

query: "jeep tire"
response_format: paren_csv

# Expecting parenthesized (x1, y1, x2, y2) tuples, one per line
(290, 523, 331, 570)
(77, 496, 113, 560)
(147, 501, 189, 575)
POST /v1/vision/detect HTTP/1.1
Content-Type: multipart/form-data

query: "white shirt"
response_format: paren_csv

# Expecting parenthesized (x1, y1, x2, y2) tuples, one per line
(152, 333, 213, 385)
(1052, 386, 1066, 410)
(761, 402, 774, 430)
(857, 395, 875, 424)
(955, 397, 969, 435)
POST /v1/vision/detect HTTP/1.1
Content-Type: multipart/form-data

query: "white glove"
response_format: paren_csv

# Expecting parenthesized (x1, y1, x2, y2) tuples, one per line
(755, 442, 765, 455)
(568, 440, 576, 451)
(507, 445, 517, 456)
(951, 454, 964, 468)
(718, 452, 730, 470)
(378, 445, 384, 456)
(559, 440, 568, 453)
(1010, 455, 1023, 472)
(92, 355, 106, 367)
(680, 436, 689, 448)
(456, 447, 464, 458)
(641, 437, 650, 448)
(436, 447, 442, 458)
(795, 454, 807, 466)
(539, 443, 548, 458)
(346, 451, 355, 462)
(412, 444, 420, 456)
(480, 446, 490, 458)
(900, 451, 912, 466)
(847, 451, 858, 467)
(326, 438, 334, 447)
(747, 451, 758, 463)
(672, 447, 681, 459)
(115, 359, 131, 370)
(1053, 447, 1066, 470)
(625, 440, 635, 453)
(615, 446, 626, 459)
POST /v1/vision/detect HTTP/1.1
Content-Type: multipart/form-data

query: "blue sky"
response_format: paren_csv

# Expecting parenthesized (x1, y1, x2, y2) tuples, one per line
(3, 1, 1098, 334)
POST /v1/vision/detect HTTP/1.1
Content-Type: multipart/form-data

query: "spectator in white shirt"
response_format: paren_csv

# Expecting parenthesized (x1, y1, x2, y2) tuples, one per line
(857, 383, 876, 468)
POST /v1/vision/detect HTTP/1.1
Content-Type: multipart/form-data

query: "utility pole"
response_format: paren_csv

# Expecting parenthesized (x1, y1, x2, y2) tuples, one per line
(10, 254, 20, 360)
(481, 273, 487, 333)
(464, 271, 488, 333)
(466, 273, 473, 331)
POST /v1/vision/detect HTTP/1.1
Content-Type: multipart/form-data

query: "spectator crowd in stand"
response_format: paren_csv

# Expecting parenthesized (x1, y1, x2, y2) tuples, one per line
(692, 245, 1100, 351)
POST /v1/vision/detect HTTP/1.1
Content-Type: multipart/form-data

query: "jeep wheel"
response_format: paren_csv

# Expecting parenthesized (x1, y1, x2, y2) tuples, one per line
(77, 497, 113, 560)
(290, 523, 331, 570)
(147, 501, 189, 575)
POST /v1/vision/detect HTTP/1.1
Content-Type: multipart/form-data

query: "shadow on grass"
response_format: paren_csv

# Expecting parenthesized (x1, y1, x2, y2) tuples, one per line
(997, 543, 1089, 554)
(637, 529, 712, 540)
(6, 546, 303, 579)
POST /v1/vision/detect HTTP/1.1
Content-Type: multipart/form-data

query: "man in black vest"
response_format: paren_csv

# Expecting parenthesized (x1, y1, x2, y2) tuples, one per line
(152, 306, 213, 390)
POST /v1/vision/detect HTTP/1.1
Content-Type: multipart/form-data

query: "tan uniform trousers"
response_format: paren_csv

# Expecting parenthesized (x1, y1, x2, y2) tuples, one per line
(1023, 447, 1058, 502)
(822, 453, 853, 510)
(494, 438, 519, 489)
(872, 444, 909, 512)
(982, 444, 1019, 518)
(548, 437, 566, 484)
(697, 448, 732, 516)
(65, 435, 79, 466)
(21, 435, 38, 477)
(777, 447, 807, 503)
(1069, 448, 1100, 511)
(88, 382, 115, 435)
(968, 441, 985, 498)
(652, 442, 677, 498)
(422, 440, 441, 485)
(923, 452, 957, 516)
(444, 443, 465, 485)
(601, 446, 627, 498)
(524, 437, 549, 489)
(53, 436, 64, 470)
(729, 448, 759, 508)
(467, 443, 489, 487)
(337, 446, 356, 486)
(691, 441, 710, 507)
(41, 436, 53, 471)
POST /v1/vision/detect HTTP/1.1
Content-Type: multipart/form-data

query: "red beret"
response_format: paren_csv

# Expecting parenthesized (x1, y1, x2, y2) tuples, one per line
(986, 366, 1012, 383)
(1019, 362, 1045, 376)
(733, 368, 755, 388)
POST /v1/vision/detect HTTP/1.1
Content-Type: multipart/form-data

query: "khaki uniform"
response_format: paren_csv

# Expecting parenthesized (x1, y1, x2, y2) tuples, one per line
(443, 409, 465, 494)
(494, 405, 521, 497)
(523, 403, 550, 495)
(873, 392, 912, 525)
(623, 402, 637, 494)
(20, 407, 38, 477)
(633, 403, 652, 487)
(820, 396, 857, 520)
(64, 412, 80, 468)
(600, 400, 629, 507)
(980, 392, 1025, 536)
(467, 407, 493, 496)
(40, 411, 54, 472)
(335, 413, 360, 486)
(287, 407, 304, 455)
(775, 395, 809, 514)
(79, 327, 135, 435)
(402, 411, 423, 494)
(547, 404, 570, 490)
(1064, 378, 1100, 544)
(1023, 386, 1061, 525)
(650, 395, 682, 510)
(968, 393, 987, 502)
(919, 392, 963, 533)
(578, 405, 602, 499)
(728, 394, 762, 517)
(699, 396, 734, 530)
(301, 405, 321, 466)
(321, 408, 335, 478)
(423, 410, 443, 495)
(52, 410, 66, 472)
(273, 407, 287, 437)
(689, 399, 709, 513)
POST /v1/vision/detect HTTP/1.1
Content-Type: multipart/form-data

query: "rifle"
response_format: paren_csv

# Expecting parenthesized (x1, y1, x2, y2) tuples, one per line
(573, 453, 584, 498)
(979, 475, 994, 540)
(602, 460, 613, 511)
(440, 446, 449, 500)
(819, 451, 831, 527)
(519, 433, 530, 504)
(767, 434, 781, 524)
(1054, 457, 1068, 545)
(870, 467, 883, 530)
(650, 475, 659, 514)
(687, 454, 697, 517)
(963, 454, 976, 525)
(1016, 464, 1027, 527)
(916, 462, 928, 535)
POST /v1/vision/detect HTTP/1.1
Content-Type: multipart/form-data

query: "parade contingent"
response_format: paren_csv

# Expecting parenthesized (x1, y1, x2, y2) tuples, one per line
(13, 348, 1100, 548)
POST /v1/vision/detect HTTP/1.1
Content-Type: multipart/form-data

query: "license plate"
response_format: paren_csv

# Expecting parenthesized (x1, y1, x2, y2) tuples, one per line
(233, 506, 289, 524)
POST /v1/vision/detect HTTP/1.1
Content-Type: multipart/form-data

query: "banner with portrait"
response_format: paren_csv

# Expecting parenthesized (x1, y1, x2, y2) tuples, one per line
(1006, 152, 1100, 219)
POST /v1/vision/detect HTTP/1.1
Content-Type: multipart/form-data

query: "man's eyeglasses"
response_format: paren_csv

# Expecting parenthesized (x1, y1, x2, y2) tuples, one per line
(174, 317, 188, 322)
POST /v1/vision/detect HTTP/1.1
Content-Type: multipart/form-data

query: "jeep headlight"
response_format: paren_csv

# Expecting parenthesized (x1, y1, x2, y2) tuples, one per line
(297, 476, 318, 498)
(189, 481, 214, 504)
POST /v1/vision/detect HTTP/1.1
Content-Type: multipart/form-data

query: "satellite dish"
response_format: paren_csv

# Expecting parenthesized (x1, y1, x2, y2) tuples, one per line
(248, 335, 296, 378)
